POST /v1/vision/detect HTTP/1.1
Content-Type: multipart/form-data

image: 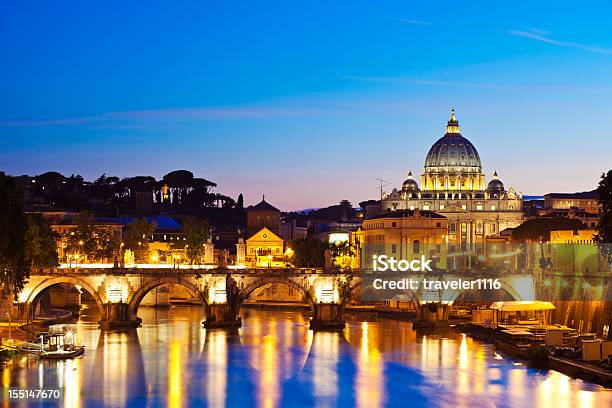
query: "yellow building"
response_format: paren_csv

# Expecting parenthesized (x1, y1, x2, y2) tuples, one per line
(353, 209, 449, 269)
(246, 227, 286, 267)
(550, 229, 596, 244)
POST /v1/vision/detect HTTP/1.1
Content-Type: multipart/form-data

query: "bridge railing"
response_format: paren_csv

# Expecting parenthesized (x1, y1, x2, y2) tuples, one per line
(30, 266, 360, 276)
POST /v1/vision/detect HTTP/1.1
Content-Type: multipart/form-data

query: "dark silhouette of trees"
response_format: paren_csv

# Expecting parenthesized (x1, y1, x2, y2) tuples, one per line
(290, 238, 327, 268)
(25, 214, 59, 267)
(0, 172, 29, 299)
(595, 169, 612, 261)
(18, 169, 235, 216)
(512, 217, 586, 242)
(180, 218, 210, 264)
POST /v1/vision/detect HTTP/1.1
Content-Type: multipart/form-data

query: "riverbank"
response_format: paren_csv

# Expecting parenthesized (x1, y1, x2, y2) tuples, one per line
(457, 322, 612, 388)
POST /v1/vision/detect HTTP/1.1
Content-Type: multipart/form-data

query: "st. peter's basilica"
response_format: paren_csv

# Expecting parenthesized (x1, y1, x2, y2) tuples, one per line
(381, 110, 524, 245)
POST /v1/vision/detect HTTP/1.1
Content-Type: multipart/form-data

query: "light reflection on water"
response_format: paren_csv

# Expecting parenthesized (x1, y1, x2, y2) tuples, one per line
(1, 307, 611, 407)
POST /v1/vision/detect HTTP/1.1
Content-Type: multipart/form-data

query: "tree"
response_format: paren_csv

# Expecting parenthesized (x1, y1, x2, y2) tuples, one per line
(64, 211, 117, 262)
(236, 194, 244, 209)
(25, 214, 59, 267)
(180, 218, 210, 264)
(512, 218, 585, 242)
(329, 241, 355, 268)
(124, 218, 156, 262)
(291, 238, 327, 268)
(595, 169, 612, 261)
(0, 172, 29, 299)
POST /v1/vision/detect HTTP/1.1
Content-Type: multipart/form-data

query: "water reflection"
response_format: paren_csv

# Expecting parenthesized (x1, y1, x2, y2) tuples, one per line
(1, 307, 611, 407)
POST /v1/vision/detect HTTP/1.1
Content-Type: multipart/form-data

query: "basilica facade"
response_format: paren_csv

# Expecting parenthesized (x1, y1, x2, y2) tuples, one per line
(381, 110, 524, 245)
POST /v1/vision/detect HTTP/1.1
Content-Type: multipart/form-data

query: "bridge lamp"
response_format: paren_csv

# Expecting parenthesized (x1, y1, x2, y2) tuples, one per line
(107, 285, 127, 303)
(315, 281, 336, 303)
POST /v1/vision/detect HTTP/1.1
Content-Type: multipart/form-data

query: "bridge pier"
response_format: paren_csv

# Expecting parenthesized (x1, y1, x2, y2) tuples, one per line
(309, 303, 345, 331)
(99, 303, 140, 330)
(413, 302, 450, 329)
(203, 303, 242, 329)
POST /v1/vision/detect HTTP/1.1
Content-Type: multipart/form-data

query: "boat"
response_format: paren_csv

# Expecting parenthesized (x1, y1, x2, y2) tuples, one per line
(40, 345, 85, 359)
(35, 328, 85, 360)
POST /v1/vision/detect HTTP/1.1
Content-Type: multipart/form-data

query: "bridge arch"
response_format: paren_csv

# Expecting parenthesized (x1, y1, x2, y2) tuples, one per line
(238, 277, 316, 312)
(24, 276, 106, 321)
(127, 277, 207, 319)
(447, 280, 522, 305)
(342, 280, 420, 311)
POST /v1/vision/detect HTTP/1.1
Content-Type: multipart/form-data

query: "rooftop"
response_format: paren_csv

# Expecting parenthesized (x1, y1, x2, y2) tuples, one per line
(366, 209, 446, 220)
(545, 190, 598, 199)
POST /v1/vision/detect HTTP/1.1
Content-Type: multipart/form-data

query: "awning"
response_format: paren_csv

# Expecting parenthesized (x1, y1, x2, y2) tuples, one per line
(490, 301, 556, 312)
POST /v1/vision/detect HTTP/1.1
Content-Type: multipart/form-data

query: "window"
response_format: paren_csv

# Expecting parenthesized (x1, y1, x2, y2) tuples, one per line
(436, 222, 442, 228)
(476, 221, 483, 234)
(491, 205, 496, 211)
(450, 223, 456, 232)
(476, 204, 483, 211)
(440, 204, 445, 210)
(423, 204, 430, 210)
(410, 205, 415, 210)
(392, 222, 397, 228)
(412, 240, 420, 254)
(461, 204, 467, 210)
(391, 244, 397, 253)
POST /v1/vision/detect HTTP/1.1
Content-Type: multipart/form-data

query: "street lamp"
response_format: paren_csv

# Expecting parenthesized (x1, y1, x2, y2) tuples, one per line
(79, 240, 84, 266)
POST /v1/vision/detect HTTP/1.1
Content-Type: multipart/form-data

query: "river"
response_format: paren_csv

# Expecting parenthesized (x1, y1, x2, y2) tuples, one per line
(2, 306, 611, 407)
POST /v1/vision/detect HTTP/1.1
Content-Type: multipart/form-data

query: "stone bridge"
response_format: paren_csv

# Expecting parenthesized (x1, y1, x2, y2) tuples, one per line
(16, 267, 358, 331)
(15, 267, 537, 330)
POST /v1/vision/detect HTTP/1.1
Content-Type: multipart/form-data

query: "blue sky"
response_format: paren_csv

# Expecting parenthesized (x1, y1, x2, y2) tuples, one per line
(1, 1, 611, 210)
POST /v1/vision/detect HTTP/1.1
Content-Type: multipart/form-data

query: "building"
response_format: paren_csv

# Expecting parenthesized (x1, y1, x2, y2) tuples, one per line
(246, 197, 281, 237)
(550, 229, 596, 244)
(381, 110, 524, 246)
(279, 219, 308, 241)
(353, 209, 449, 269)
(544, 191, 599, 214)
(245, 227, 286, 267)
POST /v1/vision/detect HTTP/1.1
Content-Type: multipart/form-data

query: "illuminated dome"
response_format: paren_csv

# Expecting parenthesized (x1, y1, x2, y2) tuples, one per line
(487, 171, 505, 193)
(424, 109, 482, 171)
(402, 170, 419, 191)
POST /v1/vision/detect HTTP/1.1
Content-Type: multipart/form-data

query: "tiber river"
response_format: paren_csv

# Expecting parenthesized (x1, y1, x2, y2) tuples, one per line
(2, 306, 611, 407)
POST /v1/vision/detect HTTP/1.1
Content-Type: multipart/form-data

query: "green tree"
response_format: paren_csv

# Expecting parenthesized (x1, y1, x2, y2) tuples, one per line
(329, 241, 355, 268)
(291, 238, 327, 268)
(595, 169, 612, 261)
(25, 214, 59, 267)
(0, 172, 29, 299)
(64, 211, 117, 262)
(124, 218, 156, 262)
(180, 218, 210, 264)
(512, 217, 585, 242)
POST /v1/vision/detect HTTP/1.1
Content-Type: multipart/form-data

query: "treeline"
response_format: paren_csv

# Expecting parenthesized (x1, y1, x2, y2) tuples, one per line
(16, 169, 241, 216)
(0, 173, 59, 299)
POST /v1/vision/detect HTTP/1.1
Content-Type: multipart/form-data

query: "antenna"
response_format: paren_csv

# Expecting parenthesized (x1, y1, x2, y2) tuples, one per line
(376, 178, 391, 202)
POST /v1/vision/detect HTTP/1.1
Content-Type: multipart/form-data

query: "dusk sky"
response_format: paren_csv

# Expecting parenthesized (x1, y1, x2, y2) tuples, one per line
(1, 1, 611, 210)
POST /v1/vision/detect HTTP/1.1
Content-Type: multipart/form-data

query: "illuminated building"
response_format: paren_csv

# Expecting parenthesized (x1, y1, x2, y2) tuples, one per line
(544, 190, 599, 214)
(352, 209, 448, 269)
(381, 110, 524, 245)
(245, 227, 286, 267)
(550, 229, 596, 244)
